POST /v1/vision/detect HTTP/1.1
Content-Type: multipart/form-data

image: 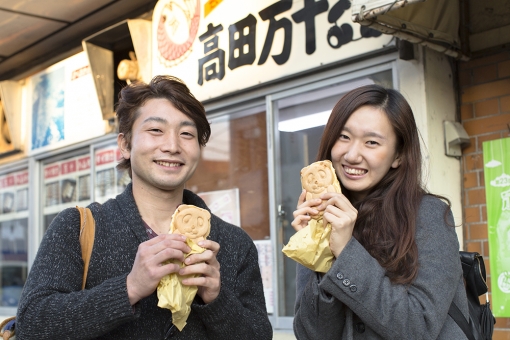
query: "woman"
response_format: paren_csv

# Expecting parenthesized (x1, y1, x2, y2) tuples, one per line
(291, 84, 469, 339)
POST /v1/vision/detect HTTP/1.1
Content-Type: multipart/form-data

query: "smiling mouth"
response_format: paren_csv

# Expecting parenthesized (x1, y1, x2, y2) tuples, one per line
(344, 166, 367, 176)
(155, 161, 182, 167)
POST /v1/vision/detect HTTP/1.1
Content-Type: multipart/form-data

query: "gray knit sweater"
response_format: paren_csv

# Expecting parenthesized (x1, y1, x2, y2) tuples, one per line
(294, 195, 470, 339)
(16, 184, 272, 339)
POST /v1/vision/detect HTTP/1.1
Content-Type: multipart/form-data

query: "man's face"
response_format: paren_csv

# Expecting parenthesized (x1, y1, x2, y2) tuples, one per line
(118, 98, 201, 194)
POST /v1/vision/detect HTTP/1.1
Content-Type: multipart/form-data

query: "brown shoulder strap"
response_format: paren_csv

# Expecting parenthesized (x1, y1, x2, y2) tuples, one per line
(0, 316, 16, 340)
(76, 206, 95, 290)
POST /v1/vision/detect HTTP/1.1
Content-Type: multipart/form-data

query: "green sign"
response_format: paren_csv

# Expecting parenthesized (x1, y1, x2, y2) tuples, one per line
(483, 137, 510, 317)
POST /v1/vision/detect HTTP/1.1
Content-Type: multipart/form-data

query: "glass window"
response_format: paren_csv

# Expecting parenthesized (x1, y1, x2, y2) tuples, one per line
(187, 107, 274, 313)
(187, 107, 270, 240)
(43, 152, 92, 232)
(0, 169, 29, 307)
(94, 144, 130, 204)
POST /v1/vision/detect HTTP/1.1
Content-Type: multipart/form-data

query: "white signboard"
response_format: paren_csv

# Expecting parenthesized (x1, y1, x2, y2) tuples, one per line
(254, 239, 274, 314)
(27, 51, 105, 155)
(152, 0, 392, 101)
(198, 188, 240, 226)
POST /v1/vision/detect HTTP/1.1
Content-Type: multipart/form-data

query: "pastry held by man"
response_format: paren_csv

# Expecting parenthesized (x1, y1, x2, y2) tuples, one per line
(170, 204, 211, 241)
(157, 204, 211, 331)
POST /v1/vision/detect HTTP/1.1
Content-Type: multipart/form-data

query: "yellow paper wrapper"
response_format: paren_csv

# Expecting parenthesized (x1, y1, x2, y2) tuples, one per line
(282, 160, 341, 273)
(282, 218, 334, 273)
(157, 238, 205, 331)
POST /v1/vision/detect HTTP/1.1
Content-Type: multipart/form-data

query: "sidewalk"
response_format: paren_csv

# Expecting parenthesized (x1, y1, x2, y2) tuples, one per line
(273, 330, 296, 340)
(0, 316, 299, 339)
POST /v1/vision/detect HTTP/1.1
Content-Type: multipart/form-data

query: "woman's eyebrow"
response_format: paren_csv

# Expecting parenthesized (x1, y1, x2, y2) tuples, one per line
(343, 126, 386, 139)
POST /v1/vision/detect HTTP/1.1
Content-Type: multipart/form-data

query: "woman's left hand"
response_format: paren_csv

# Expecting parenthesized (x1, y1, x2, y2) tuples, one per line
(320, 192, 358, 258)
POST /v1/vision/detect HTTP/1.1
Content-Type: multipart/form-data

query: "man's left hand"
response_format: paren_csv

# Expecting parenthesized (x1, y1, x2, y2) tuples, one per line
(179, 239, 221, 304)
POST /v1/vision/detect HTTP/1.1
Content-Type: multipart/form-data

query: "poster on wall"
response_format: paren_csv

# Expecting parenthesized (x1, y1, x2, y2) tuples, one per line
(254, 239, 274, 314)
(27, 51, 105, 155)
(197, 188, 240, 226)
(151, 0, 392, 101)
(483, 137, 510, 317)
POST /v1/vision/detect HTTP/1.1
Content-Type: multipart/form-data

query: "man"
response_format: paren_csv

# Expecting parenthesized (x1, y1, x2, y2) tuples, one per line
(16, 76, 273, 339)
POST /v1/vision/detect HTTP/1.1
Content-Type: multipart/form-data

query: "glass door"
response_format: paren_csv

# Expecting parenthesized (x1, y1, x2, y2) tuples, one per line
(268, 70, 393, 329)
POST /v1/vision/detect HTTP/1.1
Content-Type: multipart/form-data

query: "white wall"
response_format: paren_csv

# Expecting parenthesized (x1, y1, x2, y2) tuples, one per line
(397, 46, 464, 247)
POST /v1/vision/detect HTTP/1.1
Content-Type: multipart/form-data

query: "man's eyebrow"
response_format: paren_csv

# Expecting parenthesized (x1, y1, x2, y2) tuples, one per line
(141, 117, 196, 127)
(142, 116, 166, 124)
(181, 120, 196, 128)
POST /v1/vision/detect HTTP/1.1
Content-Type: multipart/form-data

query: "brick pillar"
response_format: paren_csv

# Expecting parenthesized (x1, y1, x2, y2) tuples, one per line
(458, 50, 510, 338)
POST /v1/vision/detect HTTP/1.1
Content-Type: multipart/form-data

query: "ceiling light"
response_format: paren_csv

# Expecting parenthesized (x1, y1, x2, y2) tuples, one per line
(278, 110, 331, 132)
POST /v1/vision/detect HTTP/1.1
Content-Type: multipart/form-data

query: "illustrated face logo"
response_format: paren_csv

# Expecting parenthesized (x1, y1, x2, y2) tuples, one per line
(154, 0, 201, 67)
(498, 272, 510, 294)
(301, 162, 334, 194)
(173, 205, 211, 241)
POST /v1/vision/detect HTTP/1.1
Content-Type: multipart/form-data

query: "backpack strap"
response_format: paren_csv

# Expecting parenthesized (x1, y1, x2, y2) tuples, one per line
(76, 206, 96, 290)
(449, 301, 476, 340)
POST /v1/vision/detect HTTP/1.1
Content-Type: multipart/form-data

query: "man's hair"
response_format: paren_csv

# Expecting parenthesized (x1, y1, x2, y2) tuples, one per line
(115, 75, 211, 174)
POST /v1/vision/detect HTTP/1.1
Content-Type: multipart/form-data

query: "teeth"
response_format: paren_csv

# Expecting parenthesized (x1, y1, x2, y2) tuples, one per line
(345, 167, 366, 175)
(156, 161, 181, 167)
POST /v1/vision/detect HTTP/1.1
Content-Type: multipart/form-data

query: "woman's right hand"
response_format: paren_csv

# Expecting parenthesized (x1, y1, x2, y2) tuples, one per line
(290, 189, 322, 231)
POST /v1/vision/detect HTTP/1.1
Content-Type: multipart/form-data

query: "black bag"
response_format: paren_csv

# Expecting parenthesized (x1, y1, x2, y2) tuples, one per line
(448, 251, 495, 340)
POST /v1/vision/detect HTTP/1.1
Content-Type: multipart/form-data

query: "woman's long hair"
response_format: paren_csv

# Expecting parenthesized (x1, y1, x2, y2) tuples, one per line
(317, 84, 424, 284)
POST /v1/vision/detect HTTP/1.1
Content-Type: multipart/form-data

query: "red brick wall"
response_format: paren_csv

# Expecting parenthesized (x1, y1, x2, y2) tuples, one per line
(459, 50, 510, 339)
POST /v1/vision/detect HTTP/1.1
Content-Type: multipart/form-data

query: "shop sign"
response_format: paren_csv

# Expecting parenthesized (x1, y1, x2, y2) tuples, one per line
(483, 137, 510, 317)
(152, 0, 392, 101)
(26, 52, 105, 155)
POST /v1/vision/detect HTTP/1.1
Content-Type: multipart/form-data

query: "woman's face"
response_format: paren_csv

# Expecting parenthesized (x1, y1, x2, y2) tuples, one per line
(330, 105, 401, 203)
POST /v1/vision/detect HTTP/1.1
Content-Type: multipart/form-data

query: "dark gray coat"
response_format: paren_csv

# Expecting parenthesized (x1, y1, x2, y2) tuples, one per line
(294, 195, 470, 339)
(16, 184, 272, 339)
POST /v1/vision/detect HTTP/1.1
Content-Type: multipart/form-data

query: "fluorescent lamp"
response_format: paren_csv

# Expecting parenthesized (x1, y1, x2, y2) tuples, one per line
(278, 110, 331, 132)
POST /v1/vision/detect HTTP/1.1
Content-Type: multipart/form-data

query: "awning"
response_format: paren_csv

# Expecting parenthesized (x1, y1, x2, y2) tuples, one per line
(351, 0, 467, 60)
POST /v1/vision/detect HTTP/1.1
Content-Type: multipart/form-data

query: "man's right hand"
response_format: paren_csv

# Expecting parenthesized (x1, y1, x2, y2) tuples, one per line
(126, 234, 191, 305)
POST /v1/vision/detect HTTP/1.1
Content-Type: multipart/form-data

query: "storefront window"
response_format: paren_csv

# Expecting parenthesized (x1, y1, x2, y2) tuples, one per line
(94, 144, 130, 204)
(187, 108, 270, 240)
(187, 107, 273, 313)
(43, 152, 92, 232)
(0, 169, 29, 307)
